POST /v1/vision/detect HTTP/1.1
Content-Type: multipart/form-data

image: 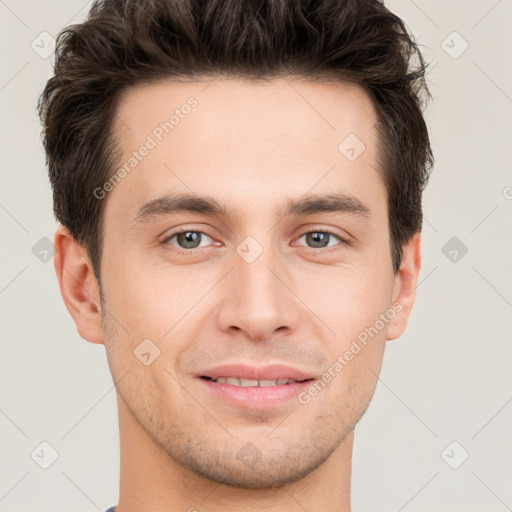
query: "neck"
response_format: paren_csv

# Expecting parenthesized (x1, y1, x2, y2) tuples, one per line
(115, 395, 353, 512)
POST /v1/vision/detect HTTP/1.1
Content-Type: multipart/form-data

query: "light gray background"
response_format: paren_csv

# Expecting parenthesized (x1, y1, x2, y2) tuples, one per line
(1, 1, 511, 511)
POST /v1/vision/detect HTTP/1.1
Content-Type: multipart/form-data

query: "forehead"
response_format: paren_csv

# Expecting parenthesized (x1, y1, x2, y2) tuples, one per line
(114, 77, 378, 150)
(108, 77, 384, 222)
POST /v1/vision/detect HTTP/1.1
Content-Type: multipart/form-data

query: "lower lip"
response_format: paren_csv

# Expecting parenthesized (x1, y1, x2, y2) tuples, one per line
(197, 378, 315, 409)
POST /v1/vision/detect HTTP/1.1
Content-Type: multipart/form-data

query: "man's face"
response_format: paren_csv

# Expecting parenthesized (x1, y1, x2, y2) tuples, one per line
(99, 78, 400, 488)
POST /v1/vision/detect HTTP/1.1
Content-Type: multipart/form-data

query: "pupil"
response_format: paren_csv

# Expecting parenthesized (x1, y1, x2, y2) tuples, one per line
(307, 232, 328, 248)
(178, 231, 200, 248)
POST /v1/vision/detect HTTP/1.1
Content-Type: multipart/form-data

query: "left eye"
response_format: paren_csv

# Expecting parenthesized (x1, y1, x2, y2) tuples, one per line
(165, 230, 213, 250)
(296, 231, 343, 249)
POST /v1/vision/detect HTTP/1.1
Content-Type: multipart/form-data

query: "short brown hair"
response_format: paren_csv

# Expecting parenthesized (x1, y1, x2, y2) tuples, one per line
(38, 0, 434, 279)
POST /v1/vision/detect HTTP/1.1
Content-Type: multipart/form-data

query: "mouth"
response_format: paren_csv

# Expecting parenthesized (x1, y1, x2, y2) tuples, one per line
(196, 375, 316, 409)
(199, 376, 313, 387)
(195, 363, 318, 409)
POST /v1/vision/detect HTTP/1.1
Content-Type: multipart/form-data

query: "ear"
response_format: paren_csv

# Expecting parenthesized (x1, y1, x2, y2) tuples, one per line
(53, 225, 104, 344)
(386, 231, 422, 341)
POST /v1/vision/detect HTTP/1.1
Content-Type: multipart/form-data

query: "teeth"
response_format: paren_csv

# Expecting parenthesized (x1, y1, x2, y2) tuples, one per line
(259, 379, 279, 387)
(212, 377, 298, 387)
(240, 378, 259, 386)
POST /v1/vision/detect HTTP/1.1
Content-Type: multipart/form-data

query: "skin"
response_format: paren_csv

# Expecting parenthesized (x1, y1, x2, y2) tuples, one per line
(54, 77, 421, 512)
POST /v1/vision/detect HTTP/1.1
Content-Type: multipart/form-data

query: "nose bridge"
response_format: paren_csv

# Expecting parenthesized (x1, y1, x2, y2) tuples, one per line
(239, 249, 282, 310)
(216, 237, 300, 339)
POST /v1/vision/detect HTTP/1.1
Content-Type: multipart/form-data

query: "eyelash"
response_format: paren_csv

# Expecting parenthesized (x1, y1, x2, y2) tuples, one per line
(161, 227, 350, 255)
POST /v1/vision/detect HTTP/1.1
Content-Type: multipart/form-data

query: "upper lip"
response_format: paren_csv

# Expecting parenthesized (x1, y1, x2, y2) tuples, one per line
(197, 364, 316, 382)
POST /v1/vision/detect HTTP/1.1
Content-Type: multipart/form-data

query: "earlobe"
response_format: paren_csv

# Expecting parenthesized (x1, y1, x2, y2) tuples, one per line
(386, 231, 422, 341)
(54, 225, 105, 344)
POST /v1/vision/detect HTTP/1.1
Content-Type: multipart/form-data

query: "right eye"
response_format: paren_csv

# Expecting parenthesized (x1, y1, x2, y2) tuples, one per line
(162, 230, 215, 251)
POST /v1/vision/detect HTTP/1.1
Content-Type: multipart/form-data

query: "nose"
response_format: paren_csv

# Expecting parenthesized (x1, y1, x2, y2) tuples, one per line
(215, 245, 301, 342)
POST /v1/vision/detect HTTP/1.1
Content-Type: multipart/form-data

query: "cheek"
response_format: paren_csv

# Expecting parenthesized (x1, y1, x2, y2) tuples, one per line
(302, 265, 392, 397)
(101, 251, 203, 340)
(302, 265, 393, 339)
(327, 338, 385, 427)
(312, 275, 389, 413)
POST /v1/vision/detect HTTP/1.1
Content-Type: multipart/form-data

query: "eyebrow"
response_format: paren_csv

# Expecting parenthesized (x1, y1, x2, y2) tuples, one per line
(133, 192, 371, 224)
